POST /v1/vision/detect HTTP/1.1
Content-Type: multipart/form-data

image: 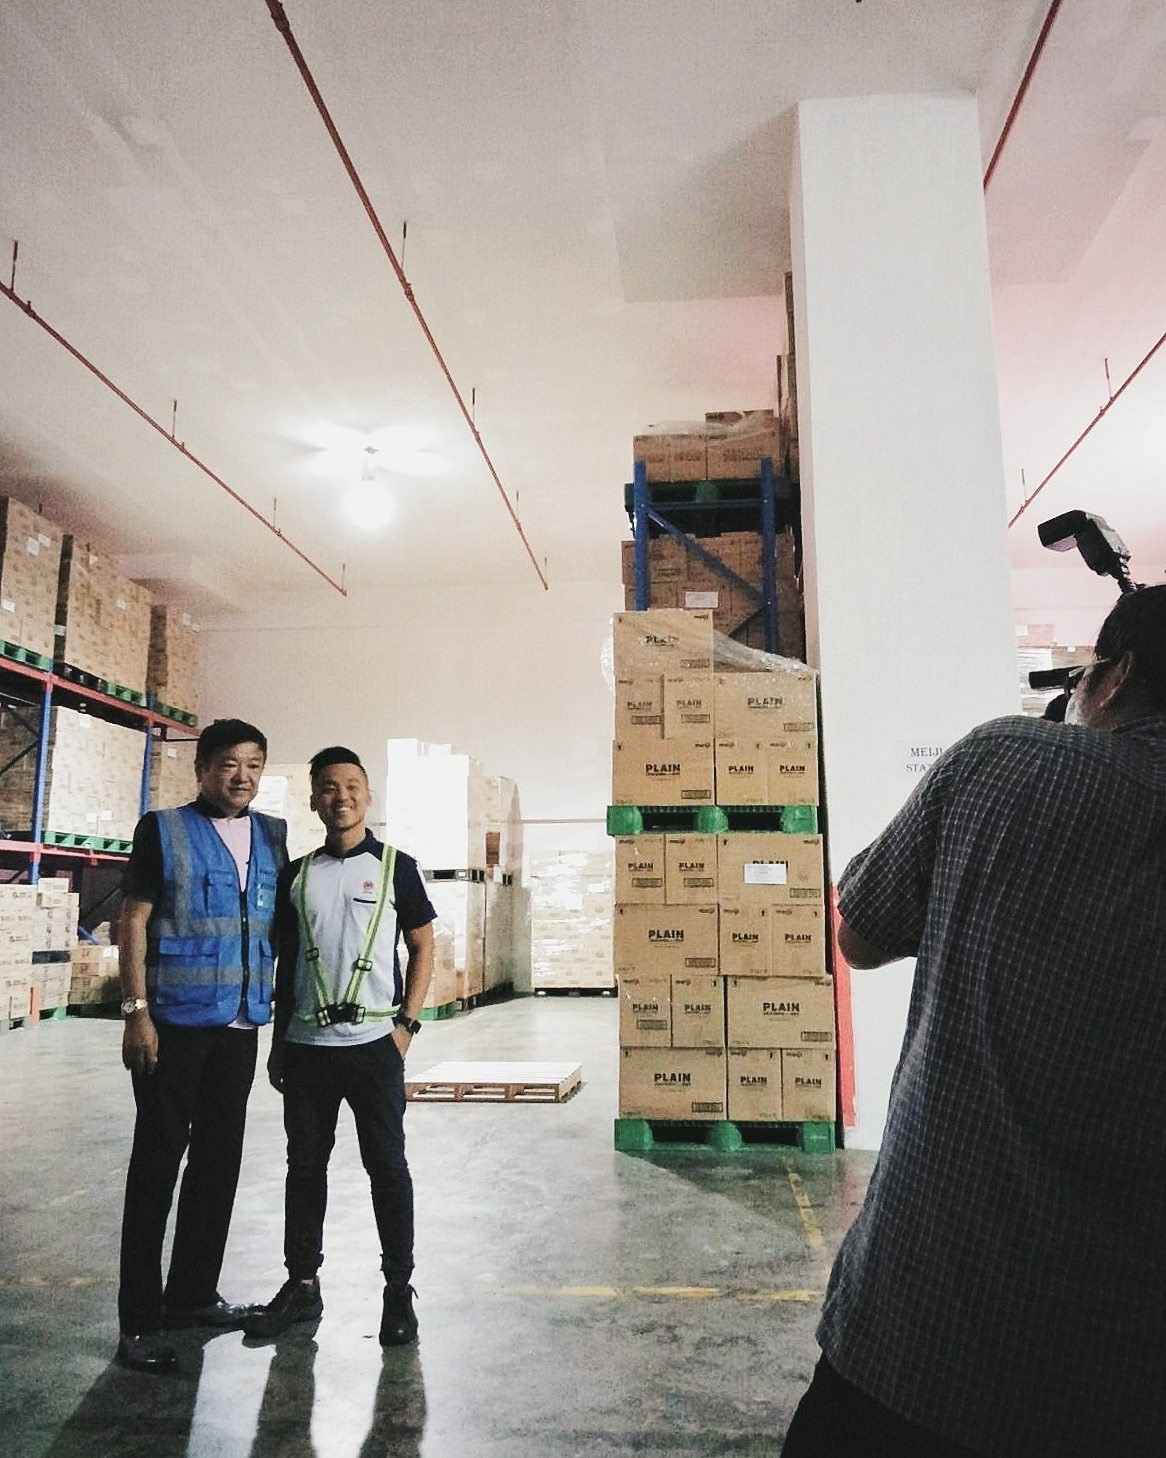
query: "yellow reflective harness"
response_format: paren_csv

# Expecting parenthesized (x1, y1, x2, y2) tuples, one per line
(293, 844, 398, 1025)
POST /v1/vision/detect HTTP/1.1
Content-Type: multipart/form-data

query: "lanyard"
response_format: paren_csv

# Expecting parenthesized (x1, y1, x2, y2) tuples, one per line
(295, 844, 398, 1016)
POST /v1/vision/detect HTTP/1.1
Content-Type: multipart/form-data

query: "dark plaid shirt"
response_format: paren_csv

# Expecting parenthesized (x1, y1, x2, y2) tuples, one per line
(822, 714, 1166, 1457)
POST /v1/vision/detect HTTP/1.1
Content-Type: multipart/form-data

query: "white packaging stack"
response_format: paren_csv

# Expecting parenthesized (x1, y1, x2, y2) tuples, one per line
(385, 739, 487, 871)
(529, 849, 614, 991)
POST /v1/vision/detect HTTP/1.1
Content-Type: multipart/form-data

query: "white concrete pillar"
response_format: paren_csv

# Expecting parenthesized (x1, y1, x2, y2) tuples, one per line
(790, 95, 1019, 1149)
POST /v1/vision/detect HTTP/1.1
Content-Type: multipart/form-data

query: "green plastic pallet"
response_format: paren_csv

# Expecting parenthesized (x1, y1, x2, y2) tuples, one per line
(607, 804, 817, 836)
(0, 640, 53, 672)
(42, 831, 133, 854)
(614, 1117, 836, 1155)
(420, 1001, 457, 1022)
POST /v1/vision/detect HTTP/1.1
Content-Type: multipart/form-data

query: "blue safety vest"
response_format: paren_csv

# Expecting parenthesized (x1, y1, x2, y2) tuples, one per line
(147, 806, 286, 1027)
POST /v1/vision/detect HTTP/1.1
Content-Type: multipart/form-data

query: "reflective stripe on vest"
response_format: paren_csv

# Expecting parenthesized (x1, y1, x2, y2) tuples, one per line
(293, 844, 398, 1021)
(148, 806, 282, 1026)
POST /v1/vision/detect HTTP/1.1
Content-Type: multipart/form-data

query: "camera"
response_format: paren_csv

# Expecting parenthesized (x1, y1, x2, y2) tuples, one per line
(314, 1002, 366, 1027)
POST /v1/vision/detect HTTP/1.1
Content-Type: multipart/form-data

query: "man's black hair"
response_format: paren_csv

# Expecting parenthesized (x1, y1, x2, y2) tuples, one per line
(195, 718, 268, 766)
(309, 745, 366, 781)
(1095, 584, 1166, 709)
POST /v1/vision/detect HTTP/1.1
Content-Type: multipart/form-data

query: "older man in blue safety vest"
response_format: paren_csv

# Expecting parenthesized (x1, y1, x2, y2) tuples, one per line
(116, 717, 287, 1374)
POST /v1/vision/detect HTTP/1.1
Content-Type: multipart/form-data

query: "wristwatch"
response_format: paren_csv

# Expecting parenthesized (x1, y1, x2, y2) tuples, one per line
(393, 1013, 422, 1035)
(120, 997, 149, 1017)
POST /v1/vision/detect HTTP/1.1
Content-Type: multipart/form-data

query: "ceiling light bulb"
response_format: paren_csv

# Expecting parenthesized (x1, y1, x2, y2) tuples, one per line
(343, 481, 393, 530)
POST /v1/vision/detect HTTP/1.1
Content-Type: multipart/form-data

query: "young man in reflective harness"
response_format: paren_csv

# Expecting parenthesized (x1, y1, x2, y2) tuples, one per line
(117, 718, 287, 1374)
(246, 746, 436, 1345)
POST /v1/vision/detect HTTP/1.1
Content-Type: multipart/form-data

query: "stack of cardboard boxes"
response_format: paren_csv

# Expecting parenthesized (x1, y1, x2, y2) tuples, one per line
(613, 608, 835, 1126)
(149, 737, 199, 812)
(529, 849, 613, 991)
(0, 705, 145, 842)
(147, 605, 201, 718)
(56, 539, 152, 693)
(0, 499, 64, 661)
(0, 881, 82, 1020)
(631, 410, 784, 485)
(68, 943, 121, 1008)
(621, 529, 804, 659)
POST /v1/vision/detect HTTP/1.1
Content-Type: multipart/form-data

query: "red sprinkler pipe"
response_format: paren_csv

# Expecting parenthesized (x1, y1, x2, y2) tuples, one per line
(984, 0, 1063, 190)
(1, 278, 347, 595)
(263, 0, 549, 591)
(1008, 325, 1166, 527)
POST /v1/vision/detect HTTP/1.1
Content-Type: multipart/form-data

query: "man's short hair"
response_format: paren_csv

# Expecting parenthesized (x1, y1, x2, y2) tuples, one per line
(309, 745, 366, 782)
(196, 718, 268, 767)
(1095, 585, 1166, 709)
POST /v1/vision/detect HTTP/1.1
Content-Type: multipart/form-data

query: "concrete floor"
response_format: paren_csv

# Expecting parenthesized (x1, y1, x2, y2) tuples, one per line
(0, 998, 874, 1458)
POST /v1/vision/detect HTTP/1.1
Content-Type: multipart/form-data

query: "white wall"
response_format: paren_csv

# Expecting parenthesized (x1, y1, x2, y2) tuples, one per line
(1012, 564, 1128, 648)
(791, 95, 1020, 1149)
(198, 578, 623, 859)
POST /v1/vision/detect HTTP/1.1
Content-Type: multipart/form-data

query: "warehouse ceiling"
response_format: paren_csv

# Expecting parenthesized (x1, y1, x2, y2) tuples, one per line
(1, 0, 1164, 610)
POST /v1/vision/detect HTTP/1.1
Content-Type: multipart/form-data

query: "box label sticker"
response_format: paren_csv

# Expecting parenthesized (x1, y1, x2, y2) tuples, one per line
(1, 599, 15, 613)
(25, 537, 40, 556)
(744, 861, 788, 885)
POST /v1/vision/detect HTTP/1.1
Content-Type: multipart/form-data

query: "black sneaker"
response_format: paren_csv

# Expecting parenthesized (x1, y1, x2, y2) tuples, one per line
(242, 1278, 323, 1340)
(379, 1283, 418, 1346)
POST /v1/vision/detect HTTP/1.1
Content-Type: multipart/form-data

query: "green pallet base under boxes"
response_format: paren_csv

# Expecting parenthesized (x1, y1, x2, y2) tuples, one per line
(606, 804, 817, 836)
(420, 1002, 457, 1022)
(614, 1117, 835, 1155)
(1, 641, 54, 672)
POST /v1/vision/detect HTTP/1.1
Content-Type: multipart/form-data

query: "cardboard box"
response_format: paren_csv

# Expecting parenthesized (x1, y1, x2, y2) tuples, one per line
(663, 675, 714, 739)
(727, 977, 835, 1049)
(670, 974, 725, 1048)
(727, 1048, 783, 1121)
(614, 835, 666, 905)
(782, 1049, 837, 1121)
(612, 903, 718, 979)
(664, 834, 718, 904)
(669, 436, 709, 482)
(619, 975, 672, 1047)
(612, 739, 714, 806)
(714, 670, 817, 737)
(614, 677, 664, 738)
(770, 905, 828, 978)
(718, 903, 771, 978)
(612, 610, 714, 679)
(714, 740, 768, 806)
(631, 434, 671, 483)
(618, 1046, 726, 1120)
(715, 739, 819, 806)
(717, 834, 824, 905)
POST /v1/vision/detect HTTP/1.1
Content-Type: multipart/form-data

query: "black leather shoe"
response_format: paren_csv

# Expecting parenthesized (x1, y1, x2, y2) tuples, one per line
(116, 1331, 179, 1374)
(243, 1278, 323, 1340)
(163, 1294, 264, 1330)
(379, 1284, 418, 1346)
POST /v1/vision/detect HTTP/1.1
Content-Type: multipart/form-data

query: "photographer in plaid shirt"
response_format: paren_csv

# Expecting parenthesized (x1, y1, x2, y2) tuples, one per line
(783, 587, 1166, 1458)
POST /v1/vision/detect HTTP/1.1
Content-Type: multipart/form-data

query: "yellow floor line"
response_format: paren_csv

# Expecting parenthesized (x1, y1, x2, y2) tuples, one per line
(783, 1161, 825, 1251)
(497, 1284, 821, 1303)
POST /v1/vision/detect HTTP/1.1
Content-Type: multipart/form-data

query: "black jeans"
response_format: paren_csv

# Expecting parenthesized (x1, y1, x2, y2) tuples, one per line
(118, 1023, 258, 1331)
(281, 1034, 414, 1287)
(782, 1353, 985, 1457)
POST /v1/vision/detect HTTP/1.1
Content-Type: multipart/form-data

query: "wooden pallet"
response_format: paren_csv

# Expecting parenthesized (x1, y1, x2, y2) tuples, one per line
(405, 1060, 582, 1104)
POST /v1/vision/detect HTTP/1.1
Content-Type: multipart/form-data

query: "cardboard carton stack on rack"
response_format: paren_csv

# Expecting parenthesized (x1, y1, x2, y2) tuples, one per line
(56, 539, 152, 694)
(612, 608, 836, 1127)
(149, 738, 199, 811)
(147, 606, 201, 719)
(0, 706, 145, 843)
(0, 499, 64, 662)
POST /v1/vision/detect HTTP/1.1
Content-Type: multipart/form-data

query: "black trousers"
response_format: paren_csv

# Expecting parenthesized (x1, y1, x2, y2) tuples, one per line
(281, 1034, 414, 1286)
(782, 1353, 985, 1457)
(118, 1023, 258, 1331)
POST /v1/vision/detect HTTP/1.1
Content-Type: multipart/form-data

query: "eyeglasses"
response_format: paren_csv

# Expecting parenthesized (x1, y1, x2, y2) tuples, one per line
(1064, 659, 1111, 695)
